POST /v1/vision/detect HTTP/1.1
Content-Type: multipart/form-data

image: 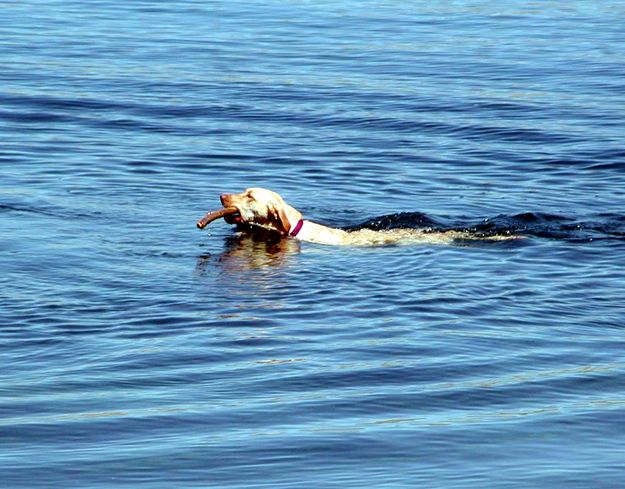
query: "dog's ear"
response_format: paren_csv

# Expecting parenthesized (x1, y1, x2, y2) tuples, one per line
(267, 202, 292, 235)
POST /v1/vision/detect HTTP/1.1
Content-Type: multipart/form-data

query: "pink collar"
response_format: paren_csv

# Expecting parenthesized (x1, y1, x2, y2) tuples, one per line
(289, 219, 304, 237)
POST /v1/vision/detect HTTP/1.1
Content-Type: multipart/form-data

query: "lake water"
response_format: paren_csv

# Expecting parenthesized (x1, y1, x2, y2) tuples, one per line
(2, 1, 625, 487)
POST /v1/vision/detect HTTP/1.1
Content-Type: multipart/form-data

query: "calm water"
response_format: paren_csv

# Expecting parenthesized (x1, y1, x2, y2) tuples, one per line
(2, 1, 625, 487)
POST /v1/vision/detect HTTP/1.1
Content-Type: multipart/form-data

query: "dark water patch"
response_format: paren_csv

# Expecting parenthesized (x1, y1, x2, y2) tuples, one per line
(453, 124, 577, 144)
(349, 212, 441, 231)
(539, 148, 625, 170)
(89, 116, 183, 135)
(0, 201, 103, 221)
(0, 109, 74, 124)
(0, 93, 135, 113)
(0, 203, 59, 217)
(125, 160, 162, 175)
(584, 160, 625, 171)
(0, 93, 201, 135)
(0, 107, 182, 137)
(181, 152, 255, 162)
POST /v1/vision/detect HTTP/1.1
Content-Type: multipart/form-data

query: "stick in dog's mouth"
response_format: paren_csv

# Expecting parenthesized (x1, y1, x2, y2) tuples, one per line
(196, 206, 239, 229)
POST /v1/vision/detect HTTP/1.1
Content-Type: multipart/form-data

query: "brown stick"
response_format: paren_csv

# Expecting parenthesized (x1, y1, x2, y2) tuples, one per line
(196, 206, 239, 229)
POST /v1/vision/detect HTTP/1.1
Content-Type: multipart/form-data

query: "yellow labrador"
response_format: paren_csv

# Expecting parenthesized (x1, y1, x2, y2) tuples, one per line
(220, 187, 347, 245)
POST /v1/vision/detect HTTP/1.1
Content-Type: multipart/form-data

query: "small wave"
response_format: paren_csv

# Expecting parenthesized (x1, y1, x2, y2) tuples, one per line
(0, 109, 73, 124)
(0, 203, 58, 217)
(0, 93, 134, 113)
(0, 202, 100, 220)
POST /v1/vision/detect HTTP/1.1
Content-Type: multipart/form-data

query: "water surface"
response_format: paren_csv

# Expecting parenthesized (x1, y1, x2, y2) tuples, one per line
(2, 1, 625, 488)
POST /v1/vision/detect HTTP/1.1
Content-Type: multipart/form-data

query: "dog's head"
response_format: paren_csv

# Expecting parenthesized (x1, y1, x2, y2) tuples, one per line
(220, 188, 302, 235)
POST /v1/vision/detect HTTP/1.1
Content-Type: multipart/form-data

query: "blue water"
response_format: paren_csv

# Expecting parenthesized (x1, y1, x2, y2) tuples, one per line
(2, 1, 625, 487)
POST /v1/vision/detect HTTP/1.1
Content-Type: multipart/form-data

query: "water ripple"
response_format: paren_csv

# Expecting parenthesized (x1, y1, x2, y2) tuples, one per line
(3, 1, 625, 487)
